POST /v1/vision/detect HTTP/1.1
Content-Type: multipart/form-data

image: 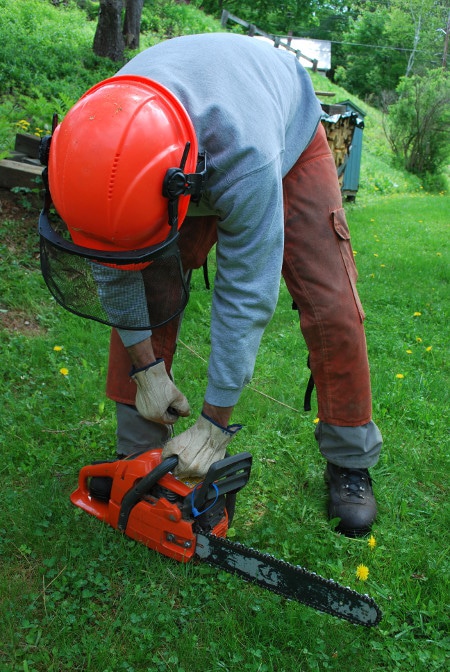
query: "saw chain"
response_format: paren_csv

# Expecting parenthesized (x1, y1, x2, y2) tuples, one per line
(195, 532, 382, 627)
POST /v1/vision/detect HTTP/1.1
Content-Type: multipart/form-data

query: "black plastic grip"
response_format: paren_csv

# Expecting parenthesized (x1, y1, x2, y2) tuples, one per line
(118, 455, 179, 532)
(192, 452, 252, 514)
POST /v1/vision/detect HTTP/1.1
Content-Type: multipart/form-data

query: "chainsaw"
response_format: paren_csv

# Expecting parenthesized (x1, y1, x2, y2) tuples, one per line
(70, 449, 382, 627)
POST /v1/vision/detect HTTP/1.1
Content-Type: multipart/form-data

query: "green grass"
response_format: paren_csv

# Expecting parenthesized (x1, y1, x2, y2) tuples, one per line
(0, 2, 449, 670)
(0, 188, 448, 671)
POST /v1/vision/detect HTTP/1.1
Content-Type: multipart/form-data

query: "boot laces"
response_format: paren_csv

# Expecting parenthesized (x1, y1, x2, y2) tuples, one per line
(341, 468, 372, 500)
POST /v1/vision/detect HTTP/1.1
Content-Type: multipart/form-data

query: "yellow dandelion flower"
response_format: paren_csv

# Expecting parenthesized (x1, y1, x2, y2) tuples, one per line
(59, 368, 69, 376)
(413, 312, 422, 317)
(356, 564, 369, 581)
(396, 373, 404, 379)
(313, 417, 320, 424)
(426, 346, 432, 352)
(368, 535, 376, 549)
(53, 345, 63, 351)
(406, 349, 412, 354)
(380, 264, 386, 268)
(416, 337, 422, 343)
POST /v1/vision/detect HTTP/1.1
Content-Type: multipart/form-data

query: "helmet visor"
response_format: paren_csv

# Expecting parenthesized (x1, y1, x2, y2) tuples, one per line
(39, 210, 189, 330)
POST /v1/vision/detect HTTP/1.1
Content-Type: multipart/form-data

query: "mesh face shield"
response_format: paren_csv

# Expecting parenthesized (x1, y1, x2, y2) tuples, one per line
(38, 133, 207, 331)
(39, 209, 189, 330)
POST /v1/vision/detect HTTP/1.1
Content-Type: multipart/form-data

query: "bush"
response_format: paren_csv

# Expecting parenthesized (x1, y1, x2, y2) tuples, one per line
(0, 0, 116, 133)
(140, 0, 220, 40)
(385, 69, 450, 180)
(0, 0, 222, 144)
(0, 1, 108, 94)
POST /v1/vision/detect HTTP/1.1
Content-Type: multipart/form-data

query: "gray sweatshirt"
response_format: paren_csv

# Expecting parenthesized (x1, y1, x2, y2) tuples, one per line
(115, 33, 322, 407)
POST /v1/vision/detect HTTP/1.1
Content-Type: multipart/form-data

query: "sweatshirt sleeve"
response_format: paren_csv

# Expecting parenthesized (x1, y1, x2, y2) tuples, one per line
(205, 160, 285, 407)
(89, 263, 152, 347)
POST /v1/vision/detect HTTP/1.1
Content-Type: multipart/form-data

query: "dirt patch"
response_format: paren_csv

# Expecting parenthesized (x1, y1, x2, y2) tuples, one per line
(1, 188, 47, 335)
(0, 186, 41, 226)
(0, 308, 46, 336)
(0, 187, 41, 261)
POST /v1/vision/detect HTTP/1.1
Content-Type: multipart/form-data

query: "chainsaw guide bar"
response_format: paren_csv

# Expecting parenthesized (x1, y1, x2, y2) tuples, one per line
(196, 532, 381, 627)
(70, 449, 382, 628)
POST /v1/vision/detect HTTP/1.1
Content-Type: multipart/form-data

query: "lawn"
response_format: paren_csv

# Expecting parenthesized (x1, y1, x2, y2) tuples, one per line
(0, 2, 449, 669)
(0, 183, 448, 672)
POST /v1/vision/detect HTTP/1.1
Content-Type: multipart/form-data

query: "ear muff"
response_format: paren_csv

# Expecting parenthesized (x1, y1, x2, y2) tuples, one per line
(39, 113, 58, 167)
(162, 144, 207, 231)
(163, 167, 191, 200)
(39, 135, 52, 166)
(162, 142, 207, 202)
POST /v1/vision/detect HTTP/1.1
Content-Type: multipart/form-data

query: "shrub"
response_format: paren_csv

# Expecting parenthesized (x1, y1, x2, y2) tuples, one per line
(384, 69, 450, 180)
(0, 0, 116, 133)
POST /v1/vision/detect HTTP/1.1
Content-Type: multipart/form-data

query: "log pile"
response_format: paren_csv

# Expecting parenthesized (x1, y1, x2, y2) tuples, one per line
(321, 109, 362, 186)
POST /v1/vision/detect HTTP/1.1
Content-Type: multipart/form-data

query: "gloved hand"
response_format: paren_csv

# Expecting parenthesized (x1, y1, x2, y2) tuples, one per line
(131, 359, 190, 425)
(161, 413, 242, 478)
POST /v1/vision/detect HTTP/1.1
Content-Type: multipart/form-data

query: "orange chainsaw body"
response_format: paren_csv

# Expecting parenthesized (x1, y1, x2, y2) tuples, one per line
(70, 449, 251, 563)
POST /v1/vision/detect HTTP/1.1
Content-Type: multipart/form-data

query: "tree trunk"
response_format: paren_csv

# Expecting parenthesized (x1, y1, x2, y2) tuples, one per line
(405, 13, 421, 77)
(123, 0, 144, 50)
(93, 0, 125, 62)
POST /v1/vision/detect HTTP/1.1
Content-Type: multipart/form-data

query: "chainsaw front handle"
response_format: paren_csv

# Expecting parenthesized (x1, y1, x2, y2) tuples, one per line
(118, 455, 179, 531)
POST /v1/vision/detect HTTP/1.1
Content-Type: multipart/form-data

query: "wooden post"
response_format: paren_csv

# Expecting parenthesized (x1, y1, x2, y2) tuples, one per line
(220, 10, 229, 28)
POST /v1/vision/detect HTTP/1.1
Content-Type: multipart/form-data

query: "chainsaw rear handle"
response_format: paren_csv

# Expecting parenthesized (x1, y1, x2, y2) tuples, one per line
(118, 455, 179, 532)
(118, 452, 252, 533)
(191, 452, 252, 513)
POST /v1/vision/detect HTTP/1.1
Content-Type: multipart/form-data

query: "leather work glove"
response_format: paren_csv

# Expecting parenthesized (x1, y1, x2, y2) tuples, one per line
(131, 359, 190, 425)
(161, 413, 242, 478)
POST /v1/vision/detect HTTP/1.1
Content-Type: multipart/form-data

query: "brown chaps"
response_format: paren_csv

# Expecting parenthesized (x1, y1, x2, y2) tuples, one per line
(106, 124, 372, 427)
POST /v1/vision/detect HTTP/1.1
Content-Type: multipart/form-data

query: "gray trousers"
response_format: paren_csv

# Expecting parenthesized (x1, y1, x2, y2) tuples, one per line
(116, 402, 382, 469)
(116, 402, 171, 456)
(315, 420, 382, 469)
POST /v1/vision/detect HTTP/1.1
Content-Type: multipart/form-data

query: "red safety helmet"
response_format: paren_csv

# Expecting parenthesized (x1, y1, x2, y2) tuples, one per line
(48, 75, 199, 252)
(38, 76, 207, 330)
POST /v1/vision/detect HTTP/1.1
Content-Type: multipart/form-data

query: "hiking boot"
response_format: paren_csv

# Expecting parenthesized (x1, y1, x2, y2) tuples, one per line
(325, 462, 377, 537)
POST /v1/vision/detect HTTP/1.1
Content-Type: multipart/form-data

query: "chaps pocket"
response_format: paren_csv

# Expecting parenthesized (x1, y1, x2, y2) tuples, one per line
(331, 207, 366, 322)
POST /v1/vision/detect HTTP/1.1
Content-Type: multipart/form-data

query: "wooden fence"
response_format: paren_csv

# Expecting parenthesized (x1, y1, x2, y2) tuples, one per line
(220, 10, 318, 71)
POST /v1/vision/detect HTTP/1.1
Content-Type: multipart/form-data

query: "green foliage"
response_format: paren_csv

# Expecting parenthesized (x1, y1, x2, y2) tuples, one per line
(0, 0, 223, 147)
(334, 7, 406, 101)
(0, 0, 118, 136)
(140, 0, 221, 40)
(334, 0, 448, 103)
(385, 69, 450, 177)
(201, 0, 318, 34)
(0, 0, 113, 96)
(0, 98, 21, 159)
